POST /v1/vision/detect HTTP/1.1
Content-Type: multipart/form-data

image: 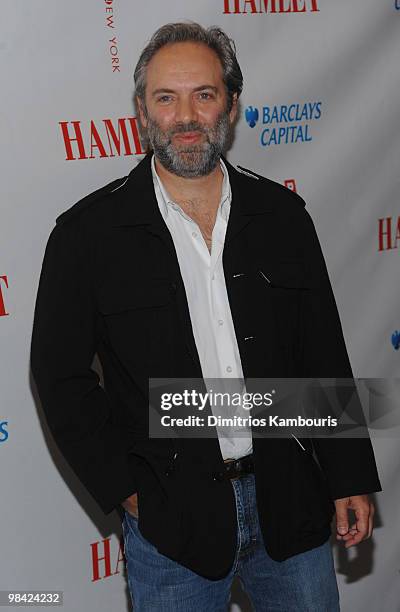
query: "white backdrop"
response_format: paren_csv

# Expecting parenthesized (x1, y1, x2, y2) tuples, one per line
(1, 1, 399, 610)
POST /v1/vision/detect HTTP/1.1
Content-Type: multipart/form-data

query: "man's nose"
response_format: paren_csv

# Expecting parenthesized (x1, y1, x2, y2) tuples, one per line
(174, 96, 198, 125)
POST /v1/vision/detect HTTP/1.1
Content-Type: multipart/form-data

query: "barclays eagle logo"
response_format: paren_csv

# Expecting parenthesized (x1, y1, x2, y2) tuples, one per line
(245, 106, 259, 128)
(391, 330, 400, 350)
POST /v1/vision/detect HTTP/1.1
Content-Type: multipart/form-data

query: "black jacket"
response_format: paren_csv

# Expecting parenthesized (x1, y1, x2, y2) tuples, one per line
(30, 151, 382, 579)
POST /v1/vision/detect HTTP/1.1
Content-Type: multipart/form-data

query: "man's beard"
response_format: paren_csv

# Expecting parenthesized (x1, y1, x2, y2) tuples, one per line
(145, 109, 232, 178)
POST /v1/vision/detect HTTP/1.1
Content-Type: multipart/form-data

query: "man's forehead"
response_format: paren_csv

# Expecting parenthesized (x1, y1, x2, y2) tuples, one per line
(146, 41, 223, 81)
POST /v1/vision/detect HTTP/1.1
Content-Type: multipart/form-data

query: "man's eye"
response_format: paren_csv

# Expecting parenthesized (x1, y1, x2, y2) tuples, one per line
(198, 92, 213, 100)
(158, 95, 172, 103)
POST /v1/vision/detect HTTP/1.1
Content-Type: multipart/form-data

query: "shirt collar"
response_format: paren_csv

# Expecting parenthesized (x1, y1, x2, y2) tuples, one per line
(151, 153, 231, 222)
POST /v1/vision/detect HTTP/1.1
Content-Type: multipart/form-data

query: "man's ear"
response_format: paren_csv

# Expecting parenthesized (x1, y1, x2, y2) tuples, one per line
(229, 92, 238, 124)
(136, 96, 148, 129)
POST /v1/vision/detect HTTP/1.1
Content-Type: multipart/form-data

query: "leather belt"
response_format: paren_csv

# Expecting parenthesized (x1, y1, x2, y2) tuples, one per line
(222, 453, 254, 480)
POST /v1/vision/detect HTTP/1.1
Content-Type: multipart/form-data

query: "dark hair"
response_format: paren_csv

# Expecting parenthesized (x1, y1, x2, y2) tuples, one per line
(134, 21, 243, 112)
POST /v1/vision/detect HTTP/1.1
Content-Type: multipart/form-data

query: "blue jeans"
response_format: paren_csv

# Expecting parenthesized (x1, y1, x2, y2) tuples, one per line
(122, 473, 340, 611)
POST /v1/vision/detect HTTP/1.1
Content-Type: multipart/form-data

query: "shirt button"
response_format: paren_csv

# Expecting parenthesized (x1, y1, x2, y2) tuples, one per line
(218, 319, 224, 326)
(226, 366, 232, 373)
(192, 231, 197, 238)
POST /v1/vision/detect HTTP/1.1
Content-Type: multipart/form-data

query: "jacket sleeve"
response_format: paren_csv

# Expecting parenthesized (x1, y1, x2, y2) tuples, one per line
(299, 208, 382, 500)
(30, 216, 138, 515)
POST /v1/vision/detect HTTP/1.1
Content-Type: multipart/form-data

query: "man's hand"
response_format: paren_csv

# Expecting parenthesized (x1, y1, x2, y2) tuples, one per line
(121, 493, 139, 518)
(334, 494, 375, 548)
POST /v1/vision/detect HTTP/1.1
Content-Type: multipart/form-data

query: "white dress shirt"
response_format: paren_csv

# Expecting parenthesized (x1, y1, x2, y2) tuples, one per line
(151, 154, 253, 460)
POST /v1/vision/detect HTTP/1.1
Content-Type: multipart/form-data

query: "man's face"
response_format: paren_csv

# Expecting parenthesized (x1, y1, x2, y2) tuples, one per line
(137, 41, 238, 178)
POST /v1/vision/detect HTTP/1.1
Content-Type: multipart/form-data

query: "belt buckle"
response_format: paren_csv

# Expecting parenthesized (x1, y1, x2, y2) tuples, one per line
(224, 454, 254, 480)
(224, 457, 242, 480)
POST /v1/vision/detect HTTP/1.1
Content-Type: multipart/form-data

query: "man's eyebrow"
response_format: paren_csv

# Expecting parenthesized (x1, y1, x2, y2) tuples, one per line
(151, 85, 219, 97)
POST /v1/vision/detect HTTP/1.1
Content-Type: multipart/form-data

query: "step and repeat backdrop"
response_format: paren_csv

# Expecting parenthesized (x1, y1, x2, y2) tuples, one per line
(1, 1, 399, 610)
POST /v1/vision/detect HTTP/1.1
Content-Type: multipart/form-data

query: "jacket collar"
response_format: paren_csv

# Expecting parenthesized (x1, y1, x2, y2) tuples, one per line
(110, 150, 273, 230)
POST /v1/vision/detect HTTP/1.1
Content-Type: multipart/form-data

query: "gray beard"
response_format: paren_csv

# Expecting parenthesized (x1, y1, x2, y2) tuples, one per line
(145, 110, 231, 178)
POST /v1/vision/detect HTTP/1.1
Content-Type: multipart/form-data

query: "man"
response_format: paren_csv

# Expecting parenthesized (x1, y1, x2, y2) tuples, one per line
(31, 22, 381, 611)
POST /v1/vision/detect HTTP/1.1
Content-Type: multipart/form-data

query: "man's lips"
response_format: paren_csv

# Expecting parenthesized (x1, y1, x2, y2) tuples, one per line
(174, 132, 203, 143)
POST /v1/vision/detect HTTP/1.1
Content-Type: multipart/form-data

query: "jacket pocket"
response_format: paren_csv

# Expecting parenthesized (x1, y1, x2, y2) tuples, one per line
(96, 279, 176, 371)
(258, 260, 316, 290)
(131, 455, 185, 560)
(257, 261, 315, 320)
(258, 261, 316, 362)
(97, 278, 174, 314)
(293, 440, 335, 532)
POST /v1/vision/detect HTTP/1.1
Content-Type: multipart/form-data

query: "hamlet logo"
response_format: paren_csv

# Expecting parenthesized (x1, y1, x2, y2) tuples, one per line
(223, 0, 320, 15)
(59, 117, 145, 161)
(91, 537, 125, 582)
(244, 101, 322, 147)
(378, 216, 400, 251)
(0, 275, 9, 317)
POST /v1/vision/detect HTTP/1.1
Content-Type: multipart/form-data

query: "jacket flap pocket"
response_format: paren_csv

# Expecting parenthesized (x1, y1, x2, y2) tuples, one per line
(259, 261, 315, 289)
(98, 279, 174, 314)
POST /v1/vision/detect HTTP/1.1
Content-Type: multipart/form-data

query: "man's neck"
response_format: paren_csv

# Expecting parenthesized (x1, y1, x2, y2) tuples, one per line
(154, 154, 224, 209)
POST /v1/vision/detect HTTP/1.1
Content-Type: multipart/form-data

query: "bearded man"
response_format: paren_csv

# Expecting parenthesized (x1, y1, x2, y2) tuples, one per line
(31, 21, 381, 611)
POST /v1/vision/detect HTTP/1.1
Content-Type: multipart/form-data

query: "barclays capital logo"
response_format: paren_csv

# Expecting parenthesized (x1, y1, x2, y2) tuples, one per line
(391, 330, 400, 350)
(0, 420, 8, 443)
(245, 106, 259, 128)
(244, 100, 322, 147)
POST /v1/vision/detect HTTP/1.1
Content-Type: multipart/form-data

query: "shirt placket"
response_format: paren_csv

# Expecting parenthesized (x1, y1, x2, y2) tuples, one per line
(151, 156, 252, 458)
